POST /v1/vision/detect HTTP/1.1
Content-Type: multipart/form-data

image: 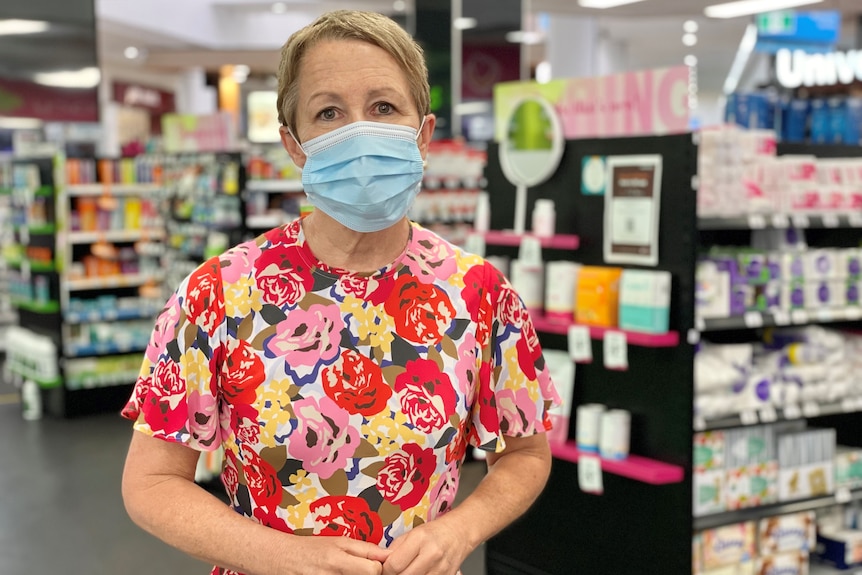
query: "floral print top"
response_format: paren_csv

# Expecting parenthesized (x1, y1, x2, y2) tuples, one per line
(122, 219, 559, 575)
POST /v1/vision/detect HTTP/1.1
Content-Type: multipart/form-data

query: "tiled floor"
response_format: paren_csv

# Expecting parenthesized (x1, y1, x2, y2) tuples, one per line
(0, 396, 486, 575)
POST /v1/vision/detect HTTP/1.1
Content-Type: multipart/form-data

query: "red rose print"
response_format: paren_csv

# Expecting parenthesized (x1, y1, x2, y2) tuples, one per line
(254, 245, 314, 307)
(376, 443, 436, 511)
(253, 506, 293, 534)
(496, 284, 527, 329)
(384, 275, 455, 345)
(186, 260, 225, 336)
(340, 274, 394, 306)
(515, 319, 540, 382)
(310, 496, 384, 543)
(240, 445, 283, 511)
(322, 349, 392, 417)
(263, 224, 291, 247)
(395, 359, 457, 433)
(461, 264, 486, 322)
(445, 418, 469, 464)
(143, 359, 187, 435)
(221, 453, 240, 495)
(222, 340, 265, 406)
(475, 361, 499, 436)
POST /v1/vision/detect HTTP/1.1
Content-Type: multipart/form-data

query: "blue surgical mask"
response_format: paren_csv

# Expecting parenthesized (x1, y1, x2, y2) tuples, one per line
(294, 119, 426, 233)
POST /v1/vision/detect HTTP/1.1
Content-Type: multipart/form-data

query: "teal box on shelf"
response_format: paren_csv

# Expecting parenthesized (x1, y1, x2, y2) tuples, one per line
(619, 269, 671, 334)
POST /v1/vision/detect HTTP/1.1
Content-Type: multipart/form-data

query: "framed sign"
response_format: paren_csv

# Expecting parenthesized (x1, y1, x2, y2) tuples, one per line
(603, 155, 662, 266)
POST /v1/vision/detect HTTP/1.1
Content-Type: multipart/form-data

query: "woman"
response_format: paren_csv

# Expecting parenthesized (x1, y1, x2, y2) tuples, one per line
(121, 10, 559, 575)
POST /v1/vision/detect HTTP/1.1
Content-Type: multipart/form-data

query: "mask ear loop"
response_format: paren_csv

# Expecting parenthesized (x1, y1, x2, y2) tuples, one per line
(285, 126, 308, 157)
(415, 115, 427, 142)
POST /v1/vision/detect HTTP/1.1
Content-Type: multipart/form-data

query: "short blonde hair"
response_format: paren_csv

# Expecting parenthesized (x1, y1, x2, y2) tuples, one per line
(277, 10, 430, 134)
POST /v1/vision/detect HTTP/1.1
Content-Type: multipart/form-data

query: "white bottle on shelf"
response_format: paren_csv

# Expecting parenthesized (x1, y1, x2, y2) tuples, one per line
(474, 191, 490, 233)
(532, 199, 556, 238)
(21, 380, 42, 421)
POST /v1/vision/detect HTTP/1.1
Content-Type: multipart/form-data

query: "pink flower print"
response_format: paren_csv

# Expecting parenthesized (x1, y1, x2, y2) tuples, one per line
(454, 331, 478, 399)
(221, 241, 262, 284)
(146, 293, 182, 364)
(405, 237, 458, 284)
(428, 462, 460, 520)
(188, 389, 220, 448)
(288, 395, 359, 479)
(496, 386, 537, 436)
(265, 304, 343, 382)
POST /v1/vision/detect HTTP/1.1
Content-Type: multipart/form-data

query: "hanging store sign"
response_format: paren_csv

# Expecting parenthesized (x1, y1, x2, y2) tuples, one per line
(776, 49, 862, 89)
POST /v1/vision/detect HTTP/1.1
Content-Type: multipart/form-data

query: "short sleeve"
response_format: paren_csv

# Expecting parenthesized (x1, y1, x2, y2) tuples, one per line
(121, 257, 226, 451)
(469, 261, 561, 453)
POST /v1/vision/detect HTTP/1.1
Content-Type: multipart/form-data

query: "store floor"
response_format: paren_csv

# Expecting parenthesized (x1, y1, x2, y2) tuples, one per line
(0, 399, 487, 575)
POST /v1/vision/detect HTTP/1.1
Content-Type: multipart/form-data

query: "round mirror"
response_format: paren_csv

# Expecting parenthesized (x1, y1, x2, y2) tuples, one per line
(499, 96, 565, 188)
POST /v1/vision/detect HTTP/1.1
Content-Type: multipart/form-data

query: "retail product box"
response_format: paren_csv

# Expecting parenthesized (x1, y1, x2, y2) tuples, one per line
(782, 252, 806, 283)
(804, 249, 842, 281)
(778, 462, 834, 501)
(574, 266, 622, 328)
(695, 431, 727, 517)
(702, 522, 757, 569)
(781, 282, 806, 312)
(697, 562, 756, 575)
(739, 251, 782, 285)
(777, 429, 835, 502)
(725, 427, 779, 509)
(804, 280, 847, 310)
(815, 530, 862, 570)
(543, 350, 575, 446)
(781, 98, 809, 143)
(843, 248, 861, 280)
(755, 551, 809, 575)
(758, 512, 816, 555)
(834, 446, 862, 489)
(697, 260, 738, 319)
(810, 99, 832, 145)
(618, 269, 671, 334)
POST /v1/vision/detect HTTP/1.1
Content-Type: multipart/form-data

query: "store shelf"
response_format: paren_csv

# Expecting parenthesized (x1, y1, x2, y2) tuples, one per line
(245, 179, 304, 193)
(698, 307, 862, 332)
(810, 562, 862, 575)
(483, 231, 580, 250)
(549, 441, 684, 485)
(699, 213, 862, 231)
(694, 488, 862, 531)
(246, 214, 288, 229)
(698, 398, 862, 432)
(24, 259, 55, 273)
(65, 183, 162, 197)
(533, 314, 680, 348)
(19, 223, 56, 235)
(11, 299, 60, 314)
(65, 307, 160, 324)
(67, 229, 164, 244)
(66, 373, 139, 391)
(66, 341, 149, 358)
(66, 273, 162, 291)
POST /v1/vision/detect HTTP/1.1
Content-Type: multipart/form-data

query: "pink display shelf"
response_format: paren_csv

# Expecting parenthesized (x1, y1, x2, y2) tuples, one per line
(483, 231, 580, 250)
(531, 315, 680, 348)
(549, 441, 685, 485)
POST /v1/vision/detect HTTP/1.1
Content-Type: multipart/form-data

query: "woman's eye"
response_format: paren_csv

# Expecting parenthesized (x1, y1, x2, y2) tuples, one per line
(320, 108, 336, 120)
(376, 103, 393, 114)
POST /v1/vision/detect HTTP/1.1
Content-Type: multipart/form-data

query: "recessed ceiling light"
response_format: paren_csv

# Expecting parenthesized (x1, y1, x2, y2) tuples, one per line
(453, 17, 478, 30)
(0, 19, 49, 35)
(505, 31, 544, 44)
(684, 55, 698, 67)
(684, 20, 699, 34)
(272, 2, 288, 14)
(393, 0, 406, 11)
(683, 33, 698, 46)
(124, 46, 140, 60)
(33, 67, 101, 89)
(705, 0, 823, 19)
(577, 0, 647, 8)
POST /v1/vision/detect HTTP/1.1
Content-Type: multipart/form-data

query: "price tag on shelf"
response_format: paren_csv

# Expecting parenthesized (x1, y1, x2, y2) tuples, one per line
(694, 415, 707, 432)
(816, 308, 835, 323)
(695, 317, 706, 332)
(802, 401, 821, 418)
(823, 213, 840, 228)
(846, 307, 862, 321)
(836, 487, 853, 504)
(578, 454, 604, 495)
(759, 406, 778, 423)
(771, 214, 789, 229)
(842, 398, 857, 413)
(748, 214, 767, 229)
(784, 404, 802, 420)
(792, 214, 810, 228)
(772, 310, 791, 326)
(744, 311, 764, 329)
(740, 410, 759, 426)
(850, 213, 862, 228)
(791, 310, 809, 325)
(856, 397, 862, 412)
(687, 329, 701, 346)
(568, 325, 593, 363)
(603, 331, 629, 371)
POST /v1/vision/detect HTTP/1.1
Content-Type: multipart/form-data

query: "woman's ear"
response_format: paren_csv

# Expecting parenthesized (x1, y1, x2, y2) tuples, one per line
(280, 126, 307, 169)
(417, 114, 436, 161)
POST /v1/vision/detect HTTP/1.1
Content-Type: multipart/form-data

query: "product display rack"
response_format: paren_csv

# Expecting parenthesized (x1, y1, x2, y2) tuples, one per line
(0, 160, 16, 349)
(482, 136, 862, 575)
(243, 177, 304, 232)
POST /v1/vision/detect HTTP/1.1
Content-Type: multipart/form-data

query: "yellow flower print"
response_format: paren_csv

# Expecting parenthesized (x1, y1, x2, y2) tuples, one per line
(502, 346, 539, 402)
(402, 486, 433, 527)
(287, 487, 318, 527)
(342, 295, 395, 353)
(289, 469, 313, 491)
(181, 348, 213, 392)
(257, 379, 294, 447)
(452, 253, 484, 289)
(224, 275, 263, 319)
(362, 410, 426, 456)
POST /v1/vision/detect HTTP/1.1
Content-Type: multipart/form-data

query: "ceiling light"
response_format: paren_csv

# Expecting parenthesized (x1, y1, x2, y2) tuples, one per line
(272, 2, 288, 14)
(683, 33, 698, 46)
(453, 17, 478, 30)
(684, 20, 699, 33)
(577, 0, 648, 8)
(684, 55, 698, 67)
(705, 0, 823, 19)
(505, 31, 544, 45)
(0, 117, 43, 130)
(0, 19, 49, 35)
(393, 0, 406, 11)
(124, 46, 140, 60)
(535, 61, 552, 84)
(33, 67, 101, 89)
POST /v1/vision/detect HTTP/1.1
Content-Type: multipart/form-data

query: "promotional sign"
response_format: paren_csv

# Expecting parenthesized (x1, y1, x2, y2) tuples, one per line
(494, 67, 689, 142)
(776, 49, 862, 88)
(161, 113, 237, 153)
(0, 78, 98, 123)
(755, 10, 840, 54)
(603, 155, 662, 267)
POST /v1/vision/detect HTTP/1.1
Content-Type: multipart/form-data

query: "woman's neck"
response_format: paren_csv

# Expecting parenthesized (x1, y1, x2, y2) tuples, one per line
(300, 211, 411, 273)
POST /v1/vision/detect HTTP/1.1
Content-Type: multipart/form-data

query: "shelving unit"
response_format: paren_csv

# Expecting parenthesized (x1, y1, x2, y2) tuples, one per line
(532, 314, 681, 347)
(483, 230, 580, 250)
(549, 441, 685, 485)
